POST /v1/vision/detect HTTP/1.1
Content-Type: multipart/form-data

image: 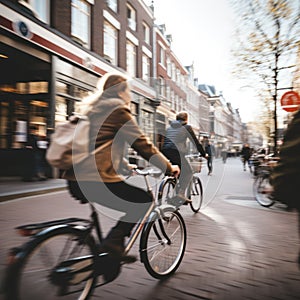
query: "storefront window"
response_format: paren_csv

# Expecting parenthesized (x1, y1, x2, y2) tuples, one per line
(0, 81, 49, 149)
(55, 81, 90, 125)
(0, 102, 9, 149)
(55, 96, 68, 124)
(141, 110, 154, 142)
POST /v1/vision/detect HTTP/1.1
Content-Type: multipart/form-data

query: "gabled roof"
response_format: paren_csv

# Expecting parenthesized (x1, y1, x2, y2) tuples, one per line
(198, 84, 217, 97)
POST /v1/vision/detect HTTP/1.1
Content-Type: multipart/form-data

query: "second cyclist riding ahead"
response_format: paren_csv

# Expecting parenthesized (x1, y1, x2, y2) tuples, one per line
(158, 154, 203, 213)
(3, 169, 187, 300)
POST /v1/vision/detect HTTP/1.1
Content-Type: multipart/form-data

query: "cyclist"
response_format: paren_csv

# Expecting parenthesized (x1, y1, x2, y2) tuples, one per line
(161, 111, 207, 204)
(271, 108, 300, 268)
(64, 73, 180, 259)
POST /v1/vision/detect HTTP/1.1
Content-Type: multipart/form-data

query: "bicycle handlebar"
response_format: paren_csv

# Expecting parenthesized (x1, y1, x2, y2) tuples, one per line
(135, 168, 162, 177)
(185, 153, 202, 159)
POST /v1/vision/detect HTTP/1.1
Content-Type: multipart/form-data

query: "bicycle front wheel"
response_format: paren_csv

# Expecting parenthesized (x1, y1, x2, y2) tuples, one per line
(253, 175, 275, 207)
(140, 207, 186, 279)
(5, 226, 98, 300)
(189, 176, 203, 213)
(157, 177, 176, 206)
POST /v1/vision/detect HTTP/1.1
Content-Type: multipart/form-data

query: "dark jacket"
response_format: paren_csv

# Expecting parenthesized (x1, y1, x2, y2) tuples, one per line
(241, 146, 251, 160)
(162, 120, 206, 156)
(204, 142, 214, 157)
(271, 109, 300, 209)
(64, 97, 172, 182)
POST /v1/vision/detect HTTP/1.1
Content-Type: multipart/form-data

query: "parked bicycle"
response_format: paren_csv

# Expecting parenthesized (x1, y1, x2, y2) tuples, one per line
(3, 168, 187, 300)
(253, 155, 279, 208)
(158, 154, 203, 213)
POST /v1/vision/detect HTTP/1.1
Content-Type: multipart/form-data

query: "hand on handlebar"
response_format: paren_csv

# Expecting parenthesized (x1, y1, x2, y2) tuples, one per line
(170, 165, 180, 178)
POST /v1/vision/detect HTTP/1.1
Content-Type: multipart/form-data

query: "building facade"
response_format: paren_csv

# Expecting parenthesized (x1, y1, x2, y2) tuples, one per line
(0, 0, 247, 176)
(0, 0, 158, 175)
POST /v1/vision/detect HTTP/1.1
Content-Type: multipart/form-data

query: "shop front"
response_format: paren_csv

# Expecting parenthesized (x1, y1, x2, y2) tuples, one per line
(0, 40, 52, 176)
(0, 3, 159, 177)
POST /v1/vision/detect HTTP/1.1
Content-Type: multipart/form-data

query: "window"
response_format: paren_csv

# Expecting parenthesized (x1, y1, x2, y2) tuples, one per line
(166, 57, 171, 77)
(158, 77, 165, 97)
(171, 63, 176, 81)
(159, 47, 165, 67)
(19, 0, 50, 23)
(71, 0, 91, 48)
(141, 110, 154, 142)
(143, 23, 150, 44)
(176, 69, 181, 85)
(104, 21, 118, 65)
(142, 55, 150, 82)
(107, 0, 117, 12)
(127, 4, 136, 31)
(55, 81, 90, 124)
(126, 40, 136, 77)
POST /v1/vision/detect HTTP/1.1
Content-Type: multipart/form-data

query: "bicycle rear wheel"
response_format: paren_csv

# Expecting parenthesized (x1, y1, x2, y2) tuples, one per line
(253, 174, 275, 207)
(140, 207, 186, 279)
(4, 227, 98, 300)
(189, 176, 203, 213)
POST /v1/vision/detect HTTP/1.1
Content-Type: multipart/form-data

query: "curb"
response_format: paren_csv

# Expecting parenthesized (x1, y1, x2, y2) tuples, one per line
(0, 186, 67, 202)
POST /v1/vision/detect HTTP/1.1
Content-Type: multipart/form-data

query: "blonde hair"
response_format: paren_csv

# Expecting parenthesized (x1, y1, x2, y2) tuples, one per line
(79, 72, 130, 115)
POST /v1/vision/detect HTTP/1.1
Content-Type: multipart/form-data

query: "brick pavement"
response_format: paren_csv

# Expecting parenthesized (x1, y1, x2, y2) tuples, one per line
(0, 158, 299, 300)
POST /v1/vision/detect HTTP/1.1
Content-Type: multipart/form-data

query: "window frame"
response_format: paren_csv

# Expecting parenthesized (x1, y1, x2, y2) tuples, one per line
(143, 22, 150, 44)
(103, 21, 118, 65)
(127, 4, 137, 31)
(106, 0, 118, 12)
(71, 0, 91, 48)
(126, 40, 137, 77)
(142, 54, 150, 83)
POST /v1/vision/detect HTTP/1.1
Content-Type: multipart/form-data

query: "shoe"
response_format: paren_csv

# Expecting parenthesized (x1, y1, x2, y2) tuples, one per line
(99, 229, 125, 258)
(98, 229, 136, 262)
(168, 193, 191, 207)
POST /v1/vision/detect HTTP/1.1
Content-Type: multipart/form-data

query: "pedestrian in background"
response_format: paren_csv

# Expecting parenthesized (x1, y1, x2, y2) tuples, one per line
(36, 135, 49, 180)
(203, 137, 214, 175)
(23, 125, 39, 181)
(241, 143, 252, 171)
(221, 148, 228, 163)
(271, 108, 300, 269)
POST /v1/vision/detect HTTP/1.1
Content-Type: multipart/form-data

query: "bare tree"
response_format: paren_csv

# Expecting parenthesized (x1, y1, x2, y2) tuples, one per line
(230, 0, 300, 154)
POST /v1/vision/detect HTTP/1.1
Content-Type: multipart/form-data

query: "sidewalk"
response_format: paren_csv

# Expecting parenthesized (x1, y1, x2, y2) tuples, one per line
(0, 177, 67, 202)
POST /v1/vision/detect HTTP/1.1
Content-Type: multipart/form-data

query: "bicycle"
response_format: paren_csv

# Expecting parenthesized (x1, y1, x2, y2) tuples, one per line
(158, 154, 203, 213)
(3, 168, 187, 300)
(253, 156, 279, 208)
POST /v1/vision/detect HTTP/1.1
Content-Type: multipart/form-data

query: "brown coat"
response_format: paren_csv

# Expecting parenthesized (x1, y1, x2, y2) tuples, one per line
(64, 97, 172, 182)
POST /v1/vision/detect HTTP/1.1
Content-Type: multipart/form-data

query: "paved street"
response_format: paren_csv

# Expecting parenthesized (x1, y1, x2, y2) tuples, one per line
(0, 157, 299, 300)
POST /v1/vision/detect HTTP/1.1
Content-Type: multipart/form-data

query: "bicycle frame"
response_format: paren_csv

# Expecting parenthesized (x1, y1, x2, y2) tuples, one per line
(6, 169, 177, 279)
(4, 169, 188, 300)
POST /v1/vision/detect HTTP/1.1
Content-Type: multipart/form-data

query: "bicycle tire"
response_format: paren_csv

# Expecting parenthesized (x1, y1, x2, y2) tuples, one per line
(253, 175, 275, 208)
(189, 176, 203, 213)
(4, 226, 98, 300)
(140, 207, 186, 279)
(157, 177, 176, 206)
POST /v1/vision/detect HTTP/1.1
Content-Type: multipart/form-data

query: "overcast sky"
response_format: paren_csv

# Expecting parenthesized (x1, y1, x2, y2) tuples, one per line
(145, 0, 259, 122)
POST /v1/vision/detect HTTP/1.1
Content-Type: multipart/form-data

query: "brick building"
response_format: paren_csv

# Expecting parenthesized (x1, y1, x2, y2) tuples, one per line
(1, 0, 208, 176)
